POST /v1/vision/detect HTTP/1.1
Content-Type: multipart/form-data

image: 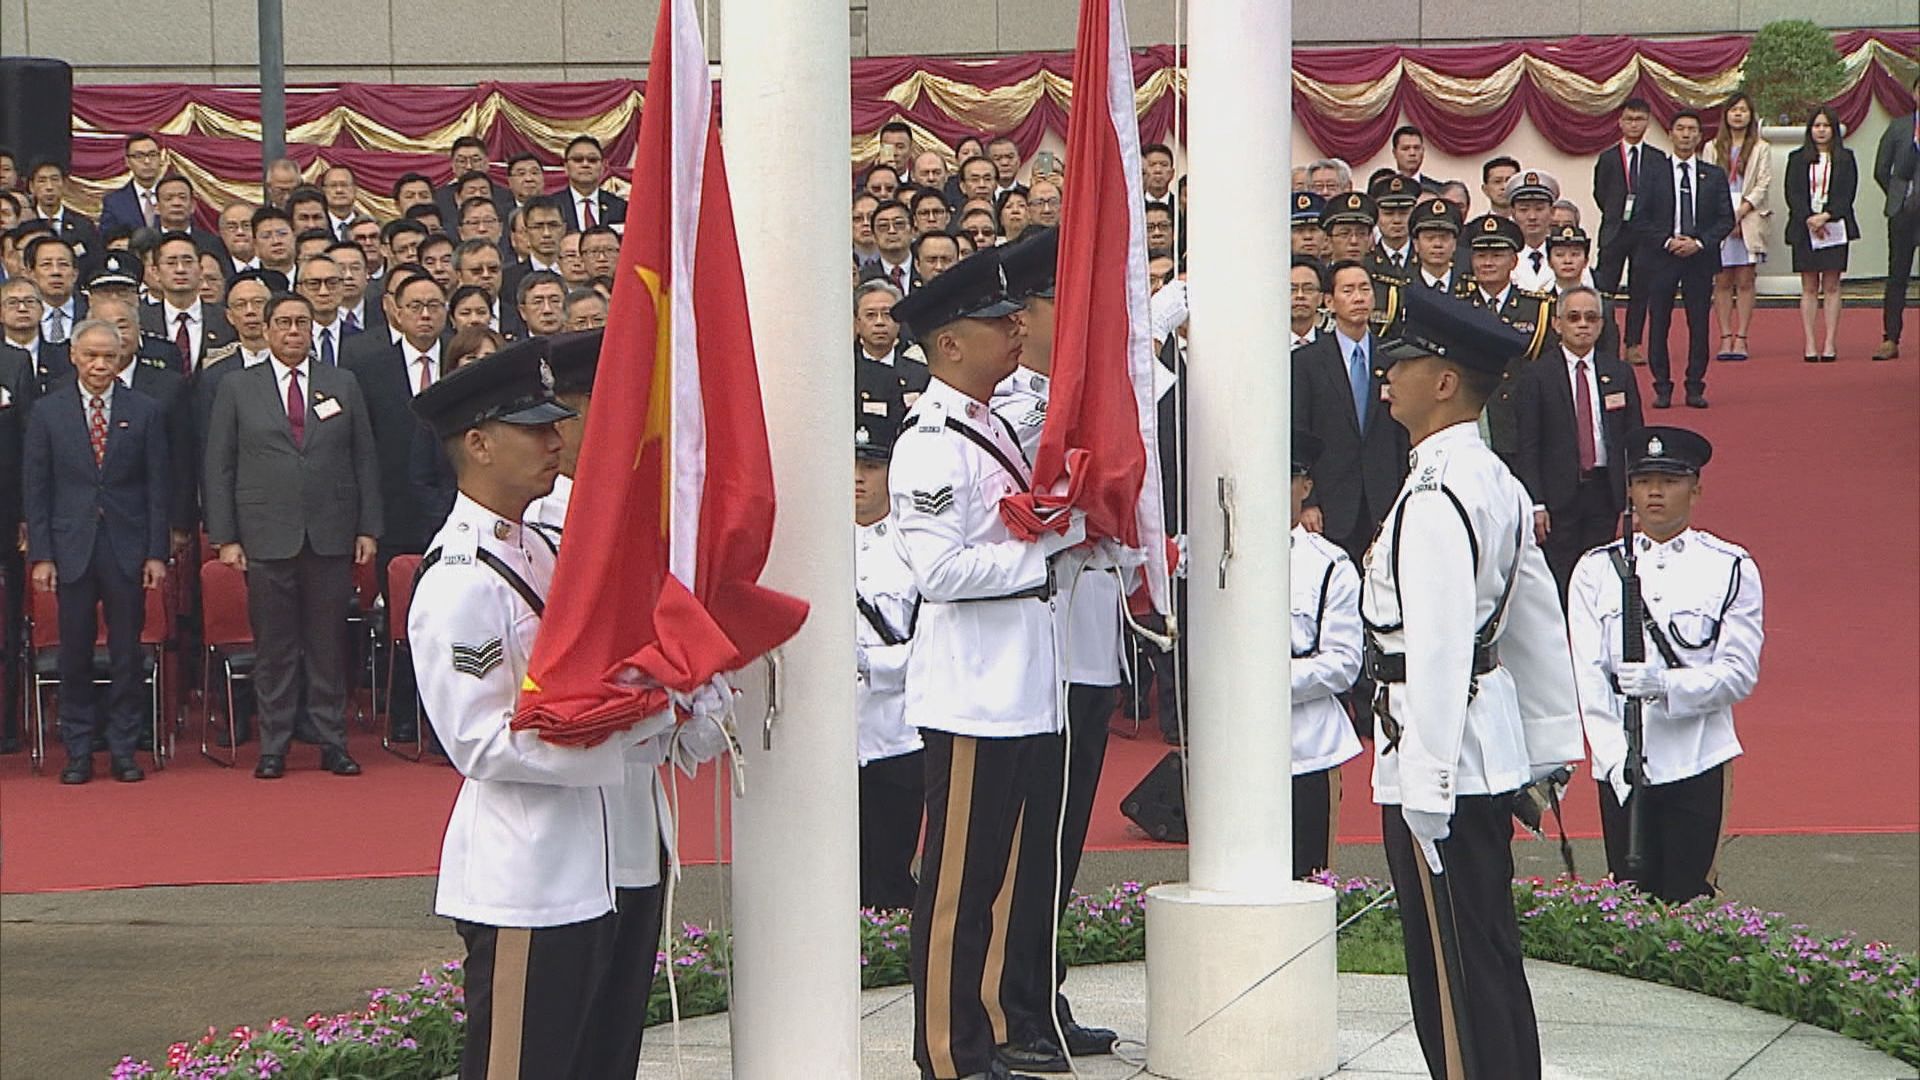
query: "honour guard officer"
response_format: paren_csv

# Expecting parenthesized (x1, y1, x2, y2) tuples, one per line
(1410, 200, 1472, 298)
(1364, 286, 1581, 1080)
(1291, 191, 1329, 261)
(1568, 426, 1762, 903)
(1367, 173, 1421, 282)
(855, 411, 926, 911)
(988, 228, 1125, 1071)
(408, 337, 671, 1080)
(1288, 429, 1364, 877)
(889, 249, 1085, 1080)
(523, 327, 601, 531)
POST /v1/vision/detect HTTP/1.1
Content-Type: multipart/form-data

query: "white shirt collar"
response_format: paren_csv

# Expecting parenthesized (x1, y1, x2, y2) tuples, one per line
(164, 297, 203, 324)
(1421, 267, 1451, 286)
(1563, 345, 1595, 370)
(1479, 285, 1510, 308)
(273, 357, 311, 385)
(86, 379, 118, 404)
(241, 345, 273, 367)
(117, 365, 137, 389)
(860, 343, 896, 364)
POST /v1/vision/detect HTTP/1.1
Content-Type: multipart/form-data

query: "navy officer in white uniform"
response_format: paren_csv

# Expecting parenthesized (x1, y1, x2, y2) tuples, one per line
(889, 249, 1085, 1080)
(1287, 428, 1364, 878)
(408, 336, 670, 1080)
(1568, 425, 1762, 903)
(1363, 286, 1582, 1080)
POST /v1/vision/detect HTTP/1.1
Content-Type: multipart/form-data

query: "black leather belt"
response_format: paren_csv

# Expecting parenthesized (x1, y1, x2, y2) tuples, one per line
(1363, 641, 1499, 684)
(949, 579, 1054, 604)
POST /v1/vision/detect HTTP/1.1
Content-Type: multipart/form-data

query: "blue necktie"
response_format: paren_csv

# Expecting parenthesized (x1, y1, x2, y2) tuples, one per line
(319, 327, 335, 366)
(1348, 339, 1370, 428)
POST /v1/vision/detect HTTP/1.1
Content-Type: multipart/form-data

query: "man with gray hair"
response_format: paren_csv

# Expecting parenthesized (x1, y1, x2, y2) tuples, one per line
(23, 316, 170, 784)
(855, 278, 927, 427)
(1307, 158, 1354, 196)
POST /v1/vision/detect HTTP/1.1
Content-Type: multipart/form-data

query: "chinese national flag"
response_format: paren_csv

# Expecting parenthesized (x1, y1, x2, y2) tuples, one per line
(512, 0, 809, 746)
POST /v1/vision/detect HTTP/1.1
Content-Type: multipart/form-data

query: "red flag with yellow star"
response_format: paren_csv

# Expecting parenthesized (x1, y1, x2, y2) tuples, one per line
(512, 0, 807, 746)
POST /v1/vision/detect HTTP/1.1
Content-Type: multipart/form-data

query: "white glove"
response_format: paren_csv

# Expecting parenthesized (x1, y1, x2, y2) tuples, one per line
(1615, 661, 1668, 699)
(1037, 508, 1088, 556)
(1605, 763, 1633, 806)
(1530, 762, 1573, 790)
(855, 643, 871, 681)
(1173, 533, 1190, 578)
(670, 712, 739, 777)
(1402, 807, 1451, 874)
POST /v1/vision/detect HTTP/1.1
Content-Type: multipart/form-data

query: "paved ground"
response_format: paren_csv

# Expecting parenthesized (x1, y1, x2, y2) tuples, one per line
(637, 961, 1917, 1078)
(3, 833, 1913, 1077)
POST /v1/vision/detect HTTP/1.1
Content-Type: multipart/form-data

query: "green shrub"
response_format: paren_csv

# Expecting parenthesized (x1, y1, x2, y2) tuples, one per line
(1744, 21, 1846, 125)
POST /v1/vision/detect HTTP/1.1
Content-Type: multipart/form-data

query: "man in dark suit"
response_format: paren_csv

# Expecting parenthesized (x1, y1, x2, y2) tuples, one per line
(1291, 259, 1410, 567)
(77, 295, 195, 548)
(142, 232, 238, 369)
(23, 161, 103, 280)
(342, 268, 444, 564)
(150, 174, 230, 267)
(1593, 98, 1667, 364)
(435, 136, 517, 230)
(500, 197, 567, 304)
(98, 134, 168, 239)
(1513, 285, 1644, 600)
(204, 292, 382, 779)
(1632, 109, 1734, 410)
(0, 338, 36, 753)
(22, 317, 170, 783)
(1871, 81, 1920, 361)
(558, 136, 628, 233)
(853, 279, 928, 427)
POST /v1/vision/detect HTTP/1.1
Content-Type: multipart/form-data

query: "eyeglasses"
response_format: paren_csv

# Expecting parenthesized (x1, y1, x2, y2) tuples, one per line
(1028, 197, 1061, 210)
(269, 316, 313, 330)
(401, 300, 447, 315)
(1561, 311, 1604, 324)
(299, 276, 343, 289)
(872, 219, 909, 233)
(567, 154, 603, 166)
(1, 296, 42, 310)
(127, 149, 162, 161)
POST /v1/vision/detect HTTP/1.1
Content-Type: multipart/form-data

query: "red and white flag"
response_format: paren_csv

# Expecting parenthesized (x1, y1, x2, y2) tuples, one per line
(1001, 0, 1170, 615)
(512, 0, 808, 747)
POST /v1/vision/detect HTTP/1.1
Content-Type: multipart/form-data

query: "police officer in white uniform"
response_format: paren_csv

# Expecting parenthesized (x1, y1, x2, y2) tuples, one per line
(985, 228, 1124, 1071)
(408, 336, 670, 1080)
(522, 328, 600, 532)
(1363, 287, 1582, 1080)
(855, 412, 925, 910)
(1288, 429, 1364, 879)
(1568, 425, 1762, 903)
(889, 250, 1084, 1080)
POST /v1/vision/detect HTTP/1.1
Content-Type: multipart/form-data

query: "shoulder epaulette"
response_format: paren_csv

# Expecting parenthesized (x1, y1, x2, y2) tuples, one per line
(907, 397, 948, 435)
(436, 519, 479, 567)
(203, 341, 242, 364)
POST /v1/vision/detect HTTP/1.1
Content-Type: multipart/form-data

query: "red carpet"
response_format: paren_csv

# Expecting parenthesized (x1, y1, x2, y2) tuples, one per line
(2, 309, 1914, 894)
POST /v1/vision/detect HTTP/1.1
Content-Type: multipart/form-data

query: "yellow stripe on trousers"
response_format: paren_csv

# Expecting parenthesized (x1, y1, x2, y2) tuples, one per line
(981, 806, 1025, 1045)
(926, 737, 977, 1080)
(486, 927, 532, 1080)
(1414, 862, 1467, 1080)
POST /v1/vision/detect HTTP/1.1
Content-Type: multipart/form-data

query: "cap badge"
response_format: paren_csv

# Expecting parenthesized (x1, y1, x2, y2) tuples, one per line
(1526, 171, 1539, 183)
(1647, 436, 1664, 456)
(1484, 217, 1499, 232)
(538, 358, 555, 392)
(1297, 193, 1310, 208)
(855, 426, 871, 446)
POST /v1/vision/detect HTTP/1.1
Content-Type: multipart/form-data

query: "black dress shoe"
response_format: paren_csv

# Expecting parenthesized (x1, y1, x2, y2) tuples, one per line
(1652, 387, 1673, 409)
(254, 754, 286, 780)
(985, 1059, 1046, 1080)
(1059, 1022, 1119, 1056)
(60, 757, 94, 785)
(111, 757, 146, 783)
(998, 1036, 1068, 1073)
(1685, 392, 1709, 408)
(321, 749, 362, 776)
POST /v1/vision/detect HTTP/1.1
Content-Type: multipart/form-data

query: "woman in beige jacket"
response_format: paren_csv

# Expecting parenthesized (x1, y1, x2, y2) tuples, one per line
(1704, 92, 1773, 361)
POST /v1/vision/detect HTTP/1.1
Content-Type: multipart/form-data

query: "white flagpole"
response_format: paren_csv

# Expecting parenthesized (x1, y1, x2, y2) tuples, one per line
(1144, 0, 1339, 1074)
(719, 0, 863, 1074)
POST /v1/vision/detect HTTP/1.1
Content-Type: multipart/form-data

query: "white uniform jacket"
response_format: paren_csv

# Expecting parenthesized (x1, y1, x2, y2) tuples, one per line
(1362, 422, 1582, 813)
(857, 516, 924, 764)
(1290, 526, 1365, 775)
(524, 472, 572, 531)
(992, 366, 1125, 688)
(1568, 528, 1762, 788)
(890, 376, 1060, 739)
(412, 494, 668, 926)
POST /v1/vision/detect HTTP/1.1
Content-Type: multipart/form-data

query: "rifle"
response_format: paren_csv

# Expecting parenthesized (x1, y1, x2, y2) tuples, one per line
(1619, 507, 1650, 884)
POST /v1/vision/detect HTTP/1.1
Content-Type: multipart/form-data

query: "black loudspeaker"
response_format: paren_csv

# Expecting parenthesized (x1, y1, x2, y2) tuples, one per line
(1120, 751, 1188, 843)
(0, 58, 74, 172)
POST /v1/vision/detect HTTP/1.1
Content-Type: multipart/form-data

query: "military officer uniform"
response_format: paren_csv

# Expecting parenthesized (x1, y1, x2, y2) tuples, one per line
(985, 229, 1125, 1069)
(855, 414, 926, 912)
(858, 340, 933, 430)
(1291, 191, 1328, 260)
(1506, 170, 1563, 294)
(1545, 224, 1620, 355)
(1289, 430, 1364, 878)
(408, 339, 671, 1080)
(1366, 174, 1421, 283)
(1363, 288, 1582, 1080)
(1568, 427, 1762, 904)
(1464, 214, 1555, 464)
(889, 253, 1080, 1080)
(1410, 201, 1474, 299)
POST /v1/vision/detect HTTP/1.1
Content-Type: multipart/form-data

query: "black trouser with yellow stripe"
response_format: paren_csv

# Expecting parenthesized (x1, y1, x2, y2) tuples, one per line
(455, 883, 665, 1080)
(1597, 761, 1730, 904)
(912, 729, 1047, 1080)
(992, 684, 1116, 1047)
(1382, 794, 1540, 1080)
(1292, 765, 1343, 880)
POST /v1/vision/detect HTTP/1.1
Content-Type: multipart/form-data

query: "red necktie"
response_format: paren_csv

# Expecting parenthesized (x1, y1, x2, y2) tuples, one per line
(1574, 360, 1597, 472)
(175, 312, 193, 365)
(582, 197, 596, 228)
(89, 395, 108, 466)
(417, 357, 432, 394)
(889, 266, 905, 290)
(286, 370, 306, 448)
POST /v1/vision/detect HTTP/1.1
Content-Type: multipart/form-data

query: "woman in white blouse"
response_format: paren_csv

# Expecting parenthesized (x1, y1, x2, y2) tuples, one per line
(1703, 92, 1773, 362)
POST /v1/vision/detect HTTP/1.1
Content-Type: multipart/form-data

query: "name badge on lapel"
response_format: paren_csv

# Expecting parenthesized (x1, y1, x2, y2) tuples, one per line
(0, 386, 11, 407)
(314, 396, 343, 420)
(1603, 392, 1628, 411)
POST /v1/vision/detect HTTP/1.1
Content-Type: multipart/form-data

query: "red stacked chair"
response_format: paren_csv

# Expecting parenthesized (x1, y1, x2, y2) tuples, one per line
(198, 560, 256, 767)
(22, 582, 174, 774)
